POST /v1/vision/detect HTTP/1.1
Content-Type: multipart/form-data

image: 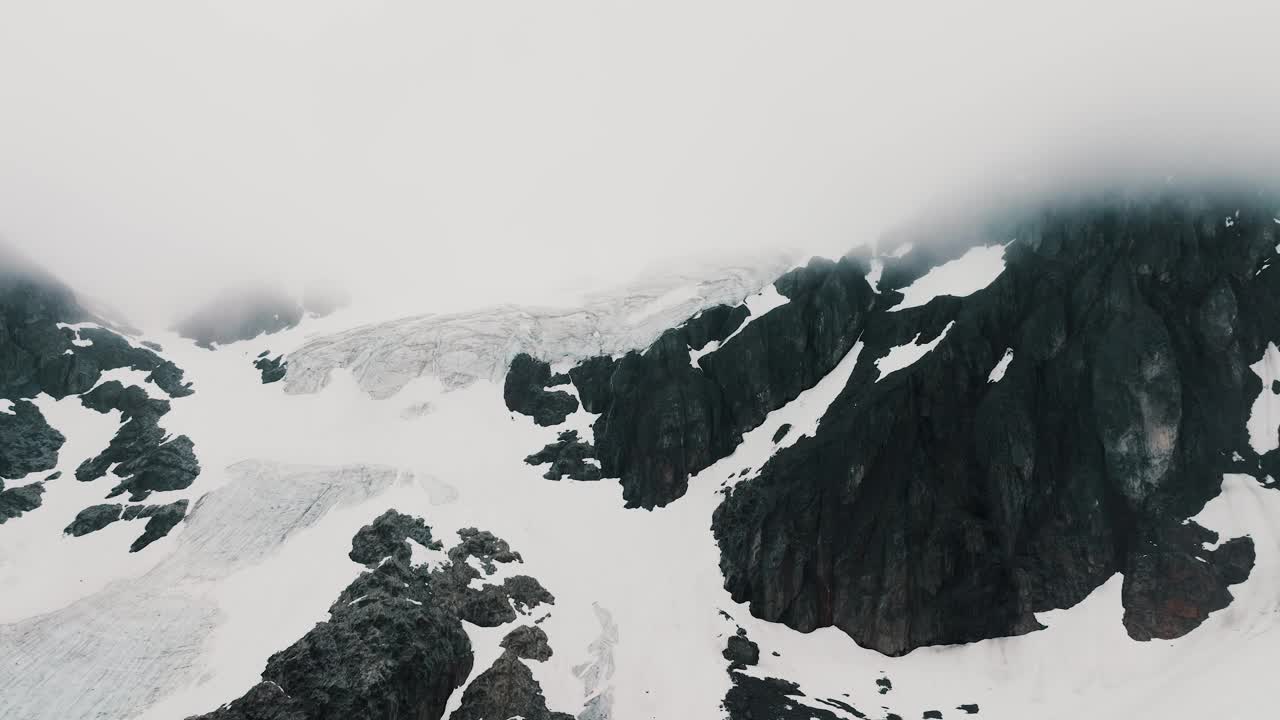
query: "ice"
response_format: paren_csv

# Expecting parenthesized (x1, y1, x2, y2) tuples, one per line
(283, 255, 797, 399)
(889, 244, 1008, 312)
(625, 285, 703, 325)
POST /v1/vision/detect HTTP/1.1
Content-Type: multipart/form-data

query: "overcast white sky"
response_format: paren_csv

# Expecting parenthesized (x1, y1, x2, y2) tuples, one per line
(2, 1, 1279, 328)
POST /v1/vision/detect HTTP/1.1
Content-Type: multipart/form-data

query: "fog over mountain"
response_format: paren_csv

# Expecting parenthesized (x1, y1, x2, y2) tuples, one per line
(3, 2, 1279, 327)
(6, 5, 1280, 720)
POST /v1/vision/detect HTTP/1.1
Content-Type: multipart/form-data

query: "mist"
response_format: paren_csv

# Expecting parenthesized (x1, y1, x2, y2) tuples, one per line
(2, 1, 1278, 330)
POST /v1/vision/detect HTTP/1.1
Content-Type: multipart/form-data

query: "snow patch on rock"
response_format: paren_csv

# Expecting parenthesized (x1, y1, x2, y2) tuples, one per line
(889, 244, 1008, 312)
(1247, 343, 1280, 454)
(876, 322, 955, 382)
(690, 283, 791, 366)
(988, 348, 1014, 383)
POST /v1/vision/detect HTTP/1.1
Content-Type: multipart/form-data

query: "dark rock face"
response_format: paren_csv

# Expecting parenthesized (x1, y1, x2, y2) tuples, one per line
(349, 509, 442, 565)
(191, 510, 564, 720)
(0, 400, 65, 480)
(256, 592, 471, 720)
(714, 190, 1270, 655)
(500, 625, 553, 661)
(1122, 522, 1256, 640)
(566, 355, 618, 414)
(128, 499, 189, 551)
(451, 624, 573, 720)
(524, 430, 602, 481)
(71, 327, 194, 398)
(76, 380, 201, 501)
(771, 423, 792, 443)
(723, 630, 760, 669)
(0, 481, 45, 524)
(64, 503, 124, 536)
(504, 353, 579, 426)
(451, 654, 574, 720)
(63, 499, 190, 551)
(1, 242, 93, 400)
(1, 244, 199, 534)
(254, 352, 287, 384)
(723, 674, 849, 720)
(174, 285, 304, 349)
(540, 256, 874, 509)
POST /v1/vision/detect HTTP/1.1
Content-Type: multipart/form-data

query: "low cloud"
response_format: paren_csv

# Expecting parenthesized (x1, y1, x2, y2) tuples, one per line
(2, 1, 1277, 328)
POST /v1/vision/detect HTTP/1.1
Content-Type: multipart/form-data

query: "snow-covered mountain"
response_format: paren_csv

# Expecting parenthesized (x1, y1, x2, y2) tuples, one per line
(3, 186, 1280, 720)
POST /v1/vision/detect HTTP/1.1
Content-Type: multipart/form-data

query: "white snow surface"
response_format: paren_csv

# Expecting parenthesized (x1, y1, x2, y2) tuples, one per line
(1248, 343, 1280, 454)
(0, 399, 13, 415)
(875, 322, 955, 381)
(888, 243, 1008, 312)
(988, 348, 1014, 383)
(1, 267, 1278, 720)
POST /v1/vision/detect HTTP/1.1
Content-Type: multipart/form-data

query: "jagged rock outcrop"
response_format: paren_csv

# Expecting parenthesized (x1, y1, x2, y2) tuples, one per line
(723, 628, 760, 669)
(1, 244, 199, 533)
(349, 509, 442, 565)
(254, 352, 287, 384)
(567, 355, 618, 414)
(451, 653, 574, 720)
(1122, 522, 1256, 640)
(174, 285, 304, 349)
(504, 352, 578, 426)
(452, 624, 572, 720)
(190, 509, 561, 720)
(0, 400, 65, 480)
(713, 190, 1270, 655)
(0, 481, 45, 524)
(1, 243, 191, 401)
(75, 380, 200, 501)
(63, 499, 190, 551)
(723, 675, 850, 720)
(129, 500, 189, 551)
(524, 429, 602, 481)
(500, 625, 553, 661)
(63, 503, 124, 536)
(541, 255, 875, 508)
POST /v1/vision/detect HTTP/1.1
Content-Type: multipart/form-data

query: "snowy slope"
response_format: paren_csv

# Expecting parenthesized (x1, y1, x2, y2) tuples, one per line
(2, 244, 1278, 720)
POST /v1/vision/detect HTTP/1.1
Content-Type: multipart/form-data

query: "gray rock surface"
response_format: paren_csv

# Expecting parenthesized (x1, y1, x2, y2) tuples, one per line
(0, 400, 65, 481)
(0, 482, 45, 524)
